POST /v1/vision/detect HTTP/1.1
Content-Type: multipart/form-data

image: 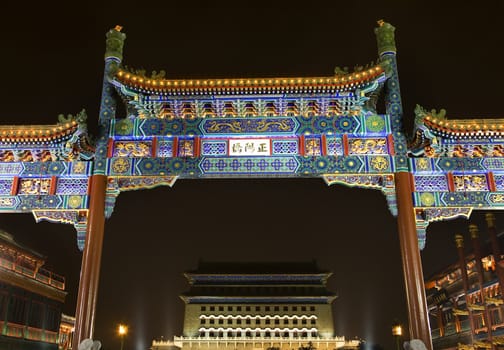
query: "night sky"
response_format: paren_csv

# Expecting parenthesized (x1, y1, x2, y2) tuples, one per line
(0, 2, 504, 350)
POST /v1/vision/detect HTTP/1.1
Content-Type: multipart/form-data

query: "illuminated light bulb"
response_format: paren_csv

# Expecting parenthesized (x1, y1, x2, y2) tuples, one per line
(139, 78, 144, 83)
(125, 74, 130, 79)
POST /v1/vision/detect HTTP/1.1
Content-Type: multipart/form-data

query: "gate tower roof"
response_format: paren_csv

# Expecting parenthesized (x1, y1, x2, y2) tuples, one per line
(0, 120, 79, 145)
(113, 64, 385, 97)
(422, 115, 504, 140)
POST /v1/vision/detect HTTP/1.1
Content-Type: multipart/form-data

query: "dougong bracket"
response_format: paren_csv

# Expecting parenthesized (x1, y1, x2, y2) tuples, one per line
(414, 207, 473, 249)
(105, 176, 178, 218)
(323, 174, 398, 216)
(32, 210, 88, 251)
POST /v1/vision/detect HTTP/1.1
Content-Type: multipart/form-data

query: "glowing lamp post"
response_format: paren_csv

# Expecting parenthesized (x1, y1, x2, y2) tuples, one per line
(118, 324, 128, 350)
(392, 322, 402, 350)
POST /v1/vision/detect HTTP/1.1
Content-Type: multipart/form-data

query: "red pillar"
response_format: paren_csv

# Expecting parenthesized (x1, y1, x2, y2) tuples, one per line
(437, 305, 444, 337)
(485, 213, 504, 293)
(455, 298, 462, 333)
(455, 233, 476, 343)
(469, 224, 493, 346)
(394, 172, 433, 350)
(486, 213, 501, 261)
(73, 174, 107, 348)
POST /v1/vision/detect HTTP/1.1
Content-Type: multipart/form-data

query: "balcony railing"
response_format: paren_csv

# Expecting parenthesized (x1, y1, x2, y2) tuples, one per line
(168, 335, 359, 350)
(173, 335, 347, 342)
(0, 256, 65, 290)
(1, 321, 58, 344)
(431, 328, 441, 339)
(431, 313, 504, 341)
(461, 319, 471, 332)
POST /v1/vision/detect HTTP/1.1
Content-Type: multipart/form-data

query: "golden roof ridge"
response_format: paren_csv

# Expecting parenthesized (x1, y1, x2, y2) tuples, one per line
(424, 115, 504, 133)
(115, 64, 384, 92)
(0, 121, 78, 140)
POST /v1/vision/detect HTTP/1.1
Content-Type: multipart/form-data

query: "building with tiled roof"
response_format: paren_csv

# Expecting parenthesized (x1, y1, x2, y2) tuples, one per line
(152, 261, 360, 350)
(0, 229, 67, 350)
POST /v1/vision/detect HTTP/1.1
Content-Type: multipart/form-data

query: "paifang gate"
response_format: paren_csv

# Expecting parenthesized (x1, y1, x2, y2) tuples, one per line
(0, 20, 502, 350)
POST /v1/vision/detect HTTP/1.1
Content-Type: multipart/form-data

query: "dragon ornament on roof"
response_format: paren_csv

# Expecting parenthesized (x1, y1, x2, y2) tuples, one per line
(408, 104, 446, 157)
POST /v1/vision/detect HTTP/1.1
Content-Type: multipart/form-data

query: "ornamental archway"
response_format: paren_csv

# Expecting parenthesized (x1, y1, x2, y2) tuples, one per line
(0, 21, 500, 350)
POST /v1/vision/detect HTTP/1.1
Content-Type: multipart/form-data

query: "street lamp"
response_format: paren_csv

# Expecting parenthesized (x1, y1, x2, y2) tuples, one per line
(118, 324, 128, 350)
(392, 322, 402, 350)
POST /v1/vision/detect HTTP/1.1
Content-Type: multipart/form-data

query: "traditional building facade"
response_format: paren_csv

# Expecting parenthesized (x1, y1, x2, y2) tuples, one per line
(58, 314, 75, 350)
(152, 261, 360, 350)
(425, 214, 504, 349)
(0, 229, 67, 350)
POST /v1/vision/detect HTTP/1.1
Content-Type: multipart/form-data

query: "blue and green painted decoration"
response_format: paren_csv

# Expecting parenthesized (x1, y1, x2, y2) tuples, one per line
(0, 21, 501, 250)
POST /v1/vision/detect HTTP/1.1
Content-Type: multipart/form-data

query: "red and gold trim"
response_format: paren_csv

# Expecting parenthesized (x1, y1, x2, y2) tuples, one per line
(299, 135, 305, 156)
(447, 172, 455, 192)
(172, 137, 179, 157)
